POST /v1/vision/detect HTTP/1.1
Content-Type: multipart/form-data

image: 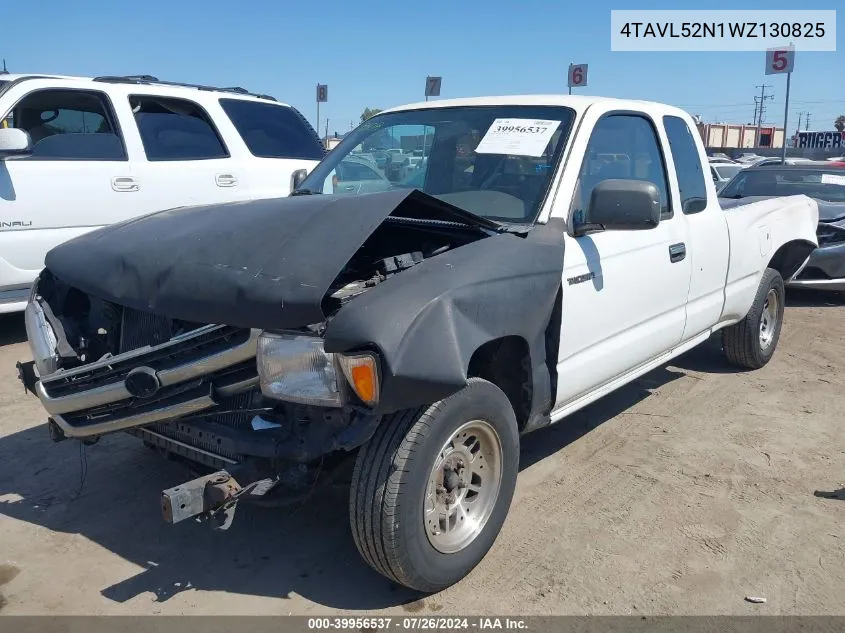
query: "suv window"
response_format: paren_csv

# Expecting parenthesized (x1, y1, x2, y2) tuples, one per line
(573, 114, 671, 219)
(664, 115, 708, 214)
(1, 89, 125, 161)
(130, 95, 228, 161)
(219, 99, 324, 160)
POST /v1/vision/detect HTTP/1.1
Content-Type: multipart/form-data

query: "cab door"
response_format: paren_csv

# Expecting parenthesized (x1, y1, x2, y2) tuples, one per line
(551, 109, 692, 408)
(0, 83, 139, 292)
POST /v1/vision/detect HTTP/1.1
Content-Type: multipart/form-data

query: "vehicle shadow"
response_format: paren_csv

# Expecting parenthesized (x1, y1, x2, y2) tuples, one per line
(0, 345, 712, 611)
(0, 314, 26, 346)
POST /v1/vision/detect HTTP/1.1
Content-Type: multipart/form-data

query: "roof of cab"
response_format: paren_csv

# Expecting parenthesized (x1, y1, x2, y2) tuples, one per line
(380, 94, 692, 119)
(0, 73, 286, 106)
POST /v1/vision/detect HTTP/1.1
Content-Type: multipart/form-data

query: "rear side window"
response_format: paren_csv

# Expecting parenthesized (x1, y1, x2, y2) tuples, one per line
(1, 88, 126, 161)
(130, 95, 229, 161)
(219, 99, 324, 160)
(663, 115, 708, 214)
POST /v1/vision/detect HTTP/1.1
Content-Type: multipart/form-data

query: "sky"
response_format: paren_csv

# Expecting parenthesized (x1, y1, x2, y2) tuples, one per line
(4, 0, 842, 136)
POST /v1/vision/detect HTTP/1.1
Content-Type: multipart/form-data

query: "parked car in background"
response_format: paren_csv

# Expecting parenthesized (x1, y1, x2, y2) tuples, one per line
(331, 156, 390, 194)
(708, 152, 738, 164)
(20, 94, 817, 593)
(719, 164, 845, 292)
(735, 152, 764, 163)
(0, 73, 323, 313)
(710, 162, 745, 192)
(753, 157, 816, 167)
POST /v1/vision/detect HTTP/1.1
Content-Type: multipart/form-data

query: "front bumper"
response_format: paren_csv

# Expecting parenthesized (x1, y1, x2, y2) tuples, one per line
(23, 297, 381, 468)
(27, 297, 260, 439)
(788, 241, 845, 291)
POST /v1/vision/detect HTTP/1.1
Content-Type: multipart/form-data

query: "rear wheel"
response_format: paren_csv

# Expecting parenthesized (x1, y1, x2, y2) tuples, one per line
(723, 267, 784, 369)
(349, 378, 519, 592)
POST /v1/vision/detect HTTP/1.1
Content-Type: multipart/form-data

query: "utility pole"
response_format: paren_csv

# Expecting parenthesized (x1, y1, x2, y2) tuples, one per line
(795, 112, 804, 148)
(324, 119, 329, 143)
(754, 84, 774, 148)
(805, 113, 811, 130)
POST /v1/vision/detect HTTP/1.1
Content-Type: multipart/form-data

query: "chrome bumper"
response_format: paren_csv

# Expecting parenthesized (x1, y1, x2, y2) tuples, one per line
(29, 301, 260, 438)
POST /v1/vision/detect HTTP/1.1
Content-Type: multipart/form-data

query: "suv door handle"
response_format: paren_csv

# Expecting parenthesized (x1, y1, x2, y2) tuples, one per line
(111, 177, 139, 192)
(669, 242, 686, 263)
(215, 173, 238, 187)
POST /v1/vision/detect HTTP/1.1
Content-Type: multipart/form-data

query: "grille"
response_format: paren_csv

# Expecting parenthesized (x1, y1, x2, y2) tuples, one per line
(119, 307, 174, 353)
(60, 359, 258, 428)
(42, 326, 250, 398)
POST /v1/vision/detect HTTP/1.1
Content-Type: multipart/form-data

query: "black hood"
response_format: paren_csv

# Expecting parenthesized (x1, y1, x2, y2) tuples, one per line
(44, 189, 497, 330)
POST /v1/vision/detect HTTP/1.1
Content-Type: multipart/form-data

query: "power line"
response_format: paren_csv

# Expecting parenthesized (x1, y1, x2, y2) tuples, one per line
(675, 99, 842, 108)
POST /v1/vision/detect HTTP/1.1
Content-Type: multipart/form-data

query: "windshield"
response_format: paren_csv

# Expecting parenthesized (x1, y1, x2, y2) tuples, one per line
(719, 168, 845, 202)
(713, 164, 743, 180)
(297, 105, 575, 224)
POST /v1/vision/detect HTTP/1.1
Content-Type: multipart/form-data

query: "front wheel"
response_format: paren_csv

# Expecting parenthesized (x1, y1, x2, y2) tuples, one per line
(349, 378, 520, 592)
(722, 267, 785, 369)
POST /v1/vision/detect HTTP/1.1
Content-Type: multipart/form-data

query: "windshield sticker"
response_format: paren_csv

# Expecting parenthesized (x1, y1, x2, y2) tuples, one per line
(821, 174, 845, 187)
(474, 119, 562, 157)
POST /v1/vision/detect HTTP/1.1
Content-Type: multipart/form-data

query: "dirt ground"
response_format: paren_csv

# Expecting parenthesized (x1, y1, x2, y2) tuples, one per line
(1, 291, 844, 616)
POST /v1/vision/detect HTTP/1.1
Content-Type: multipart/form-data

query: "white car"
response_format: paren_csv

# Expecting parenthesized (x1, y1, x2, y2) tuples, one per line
(0, 73, 324, 313)
(710, 162, 745, 191)
(20, 94, 818, 593)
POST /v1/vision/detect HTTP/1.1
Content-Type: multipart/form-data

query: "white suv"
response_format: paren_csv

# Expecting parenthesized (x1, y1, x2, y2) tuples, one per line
(0, 73, 324, 313)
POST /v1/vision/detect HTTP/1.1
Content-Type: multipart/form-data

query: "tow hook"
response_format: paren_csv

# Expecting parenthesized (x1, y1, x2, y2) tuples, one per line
(161, 470, 279, 531)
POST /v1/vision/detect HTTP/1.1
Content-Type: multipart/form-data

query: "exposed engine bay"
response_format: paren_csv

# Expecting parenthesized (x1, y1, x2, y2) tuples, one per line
(323, 215, 487, 315)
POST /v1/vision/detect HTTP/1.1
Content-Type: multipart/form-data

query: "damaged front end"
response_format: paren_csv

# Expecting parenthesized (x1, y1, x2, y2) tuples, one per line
(19, 189, 509, 528)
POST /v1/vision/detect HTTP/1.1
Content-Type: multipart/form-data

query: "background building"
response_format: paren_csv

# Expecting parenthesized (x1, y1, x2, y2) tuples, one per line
(696, 122, 785, 149)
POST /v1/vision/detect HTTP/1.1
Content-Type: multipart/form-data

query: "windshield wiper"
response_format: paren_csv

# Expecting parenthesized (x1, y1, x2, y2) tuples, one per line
(290, 188, 321, 196)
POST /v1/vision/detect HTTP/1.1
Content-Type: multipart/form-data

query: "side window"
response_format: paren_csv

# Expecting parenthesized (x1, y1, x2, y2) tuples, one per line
(1, 89, 126, 161)
(663, 115, 708, 214)
(219, 99, 324, 160)
(573, 114, 671, 220)
(130, 95, 228, 161)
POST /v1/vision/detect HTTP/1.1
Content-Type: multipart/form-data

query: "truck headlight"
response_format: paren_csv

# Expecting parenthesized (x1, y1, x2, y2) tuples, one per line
(24, 299, 59, 376)
(256, 332, 382, 408)
(257, 332, 342, 407)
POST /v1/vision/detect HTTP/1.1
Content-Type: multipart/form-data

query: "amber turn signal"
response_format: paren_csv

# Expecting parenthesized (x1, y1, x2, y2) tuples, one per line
(338, 353, 380, 406)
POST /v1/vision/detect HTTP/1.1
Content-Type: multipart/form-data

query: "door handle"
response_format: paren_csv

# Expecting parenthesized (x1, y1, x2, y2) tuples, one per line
(669, 242, 686, 263)
(215, 173, 238, 187)
(111, 177, 139, 192)
(342, 185, 356, 191)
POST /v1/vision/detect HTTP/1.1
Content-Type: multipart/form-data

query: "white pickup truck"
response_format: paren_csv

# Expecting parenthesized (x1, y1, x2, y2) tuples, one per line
(0, 73, 324, 313)
(18, 95, 818, 593)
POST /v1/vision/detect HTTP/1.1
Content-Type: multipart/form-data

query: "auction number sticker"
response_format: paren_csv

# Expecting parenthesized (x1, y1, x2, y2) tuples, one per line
(821, 174, 845, 187)
(474, 118, 561, 157)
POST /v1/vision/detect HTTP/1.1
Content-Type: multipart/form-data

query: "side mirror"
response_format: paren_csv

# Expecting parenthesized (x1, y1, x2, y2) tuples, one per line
(0, 128, 33, 160)
(577, 179, 661, 233)
(290, 168, 308, 191)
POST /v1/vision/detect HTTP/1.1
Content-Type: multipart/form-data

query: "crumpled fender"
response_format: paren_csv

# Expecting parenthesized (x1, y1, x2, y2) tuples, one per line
(324, 219, 566, 422)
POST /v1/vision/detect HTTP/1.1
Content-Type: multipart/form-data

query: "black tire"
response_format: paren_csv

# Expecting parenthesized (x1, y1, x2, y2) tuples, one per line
(349, 378, 519, 592)
(722, 267, 785, 369)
